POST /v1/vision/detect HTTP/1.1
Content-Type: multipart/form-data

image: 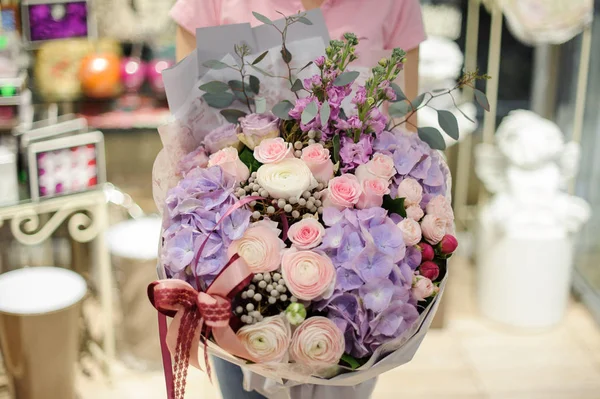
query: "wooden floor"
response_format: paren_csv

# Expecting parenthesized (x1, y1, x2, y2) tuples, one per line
(75, 256, 600, 399)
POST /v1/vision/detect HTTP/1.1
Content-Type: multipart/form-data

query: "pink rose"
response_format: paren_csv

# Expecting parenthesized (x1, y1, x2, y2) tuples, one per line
(289, 316, 345, 368)
(237, 315, 291, 363)
(412, 275, 435, 301)
(301, 143, 334, 183)
(288, 219, 325, 250)
(238, 113, 280, 149)
(204, 123, 241, 153)
(281, 248, 335, 301)
(253, 137, 293, 164)
(228, 220, 285, 273)
(356, 178, 390, 209)
(355, 153, 396, 182)
(406, 205, 424, 221)
(420, 214, 446, 245)
(419, 261, 440, 281)
(397, 178, 423, 207)
(398, 218, 422, 246)
(322, 174, 363, 209)
(208, 147, 250, 182)
(178, 146, 209, 175)
(426, 195, 454, 228)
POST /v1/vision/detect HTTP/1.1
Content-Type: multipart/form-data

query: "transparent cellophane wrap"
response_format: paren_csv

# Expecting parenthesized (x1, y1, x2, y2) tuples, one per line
(152, 9, 450, 398)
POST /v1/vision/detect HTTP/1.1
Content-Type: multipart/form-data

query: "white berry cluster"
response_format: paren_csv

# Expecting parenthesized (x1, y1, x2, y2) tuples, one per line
(234, 272, 298, 325)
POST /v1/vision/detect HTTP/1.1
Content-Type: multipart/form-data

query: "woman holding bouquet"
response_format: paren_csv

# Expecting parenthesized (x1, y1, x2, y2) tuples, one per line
(170, 0, 426, 398)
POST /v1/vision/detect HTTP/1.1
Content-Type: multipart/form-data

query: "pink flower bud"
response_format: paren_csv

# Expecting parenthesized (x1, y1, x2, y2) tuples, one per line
(419, 261, 439, 281)
(439, 234, 458, 255)
(418, 242, 435, 261)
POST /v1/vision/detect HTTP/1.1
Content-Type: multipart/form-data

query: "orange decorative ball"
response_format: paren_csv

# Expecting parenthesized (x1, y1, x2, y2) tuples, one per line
(79, 53, 121, 98)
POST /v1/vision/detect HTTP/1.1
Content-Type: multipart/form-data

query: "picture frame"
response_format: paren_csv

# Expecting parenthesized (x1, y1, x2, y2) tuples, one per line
(27, 130, 105, 200)
(20, 0, 96, 48)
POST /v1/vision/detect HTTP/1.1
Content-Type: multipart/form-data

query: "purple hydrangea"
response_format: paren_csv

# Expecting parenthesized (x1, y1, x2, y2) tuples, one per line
(373, 130, 449, 205)
(338, 135, 373, 173)
(317, 207, 418, 357)
(161, 166, 251, 288)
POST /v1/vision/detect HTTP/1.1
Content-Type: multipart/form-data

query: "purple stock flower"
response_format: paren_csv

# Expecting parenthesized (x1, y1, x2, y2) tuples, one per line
(366, 108, 388, 136)
(303, 75, 322, 90)
(339, 135, 373, 173)
(314, 56, 326, 67)
(289, 97, 313, 120)
(352, 86, 367, 105)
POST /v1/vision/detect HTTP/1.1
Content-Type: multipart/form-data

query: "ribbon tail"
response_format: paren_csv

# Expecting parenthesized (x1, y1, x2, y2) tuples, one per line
(213, 326, 256, 362)
(158, 313, 175, 399)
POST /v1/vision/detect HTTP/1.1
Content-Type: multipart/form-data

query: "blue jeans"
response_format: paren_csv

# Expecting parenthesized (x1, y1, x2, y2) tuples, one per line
(212, 356, 266, 399)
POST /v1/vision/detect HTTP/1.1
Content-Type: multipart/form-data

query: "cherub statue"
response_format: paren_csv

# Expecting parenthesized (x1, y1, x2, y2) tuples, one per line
(475, 110, 590, 236)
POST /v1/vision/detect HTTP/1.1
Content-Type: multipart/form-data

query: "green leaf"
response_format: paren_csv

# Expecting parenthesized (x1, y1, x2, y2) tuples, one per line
(390, 82, 406, 102)
(301, 100, 318, 124)
(333, 71, 360, 87)
(457, 107, 475, 123)
(220, 109, 247, 123)
(255, 97, 267, 114)
(291, 79, 304, 92)
(281, 47, 292, 63)
(320, 101, 331, 127)
(332, 134, 341, 164)
(272, 100, 294, 120)
(252, 11, 273, 25)
(202, 60, 230, 70)
(252, 50, 269, 65)
(388, 100, 412, 118)
(340, 354, 360, 370)
(382, 195, 407, 218)
(474, 89, 490, 111)
(432, 88, 447, 93)
(239, 146, 263, 174)
(298, 61, 313, 73)
(228, 80, 255, 101)
(249, 75, 260, 94)
(418, 127, 446, 150)
(199, 80, 230, 93)
(203, 92, 235, 108)
(297, 16, 313, 25)
(437, 110, 460, 140)
(411, 93, 427, 109)
(249, 64, 275, 77)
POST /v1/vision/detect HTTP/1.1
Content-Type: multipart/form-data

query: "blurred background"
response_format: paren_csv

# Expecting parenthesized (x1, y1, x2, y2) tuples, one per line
(0, 0, 599, 398)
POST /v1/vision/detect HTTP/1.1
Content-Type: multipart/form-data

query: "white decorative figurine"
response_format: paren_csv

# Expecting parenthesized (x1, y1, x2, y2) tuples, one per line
(475, 110, 590, 328)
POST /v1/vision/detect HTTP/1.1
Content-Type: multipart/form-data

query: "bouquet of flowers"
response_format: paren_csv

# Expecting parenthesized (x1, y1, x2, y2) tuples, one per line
(150, 9, 488, 399)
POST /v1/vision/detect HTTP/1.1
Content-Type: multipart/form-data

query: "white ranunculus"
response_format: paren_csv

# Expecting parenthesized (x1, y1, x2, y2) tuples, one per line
(236, 315, 291, 363)
(256, 158, 318, 200)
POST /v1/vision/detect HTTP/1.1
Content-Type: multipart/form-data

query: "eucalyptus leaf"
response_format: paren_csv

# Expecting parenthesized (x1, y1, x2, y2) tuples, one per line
(474, 89, 490, 111)
(341, 354, 360, 370)
(333, 71, 360, 87)
(432, 88, 447, 93)
(418, 127, 446, 150)
(291, 79, 304, 92)
(297, 16, 313, 25)
(203, 92, 235, 109)
(301, 100, 318, 124)
(411, 93, 427, 109)
(228, 80, 255, 100)
(252, 50, 269, 65)
(250, 64, 275, 77)
(457, 107, 475, 123)
(298, 61, 313, 73)
(220, 109, 247, 124)
(272, 100, 294, 120)
(249, 75, 260, 94)
(281, 47, 292, 63)
(382, 196, 406, 218)
(320, 101, 331, 127)
(202, 60, 230, 70)
(332, 134, 341, 164)
(199, 80, 230, 94)
(388, 100, 412, 118)
(252, 11, 273, 25)
(390, 82, 406, 102)
(437, 110, 460, 140)
(255, 97, 267, 114)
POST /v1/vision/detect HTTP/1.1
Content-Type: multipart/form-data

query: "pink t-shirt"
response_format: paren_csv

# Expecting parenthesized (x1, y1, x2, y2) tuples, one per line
(171, 0, 426, 63)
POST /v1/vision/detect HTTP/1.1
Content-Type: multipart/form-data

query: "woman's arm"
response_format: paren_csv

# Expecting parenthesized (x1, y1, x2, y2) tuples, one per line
(176, 25, 196, 62)
(403, 47, 420, 132)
